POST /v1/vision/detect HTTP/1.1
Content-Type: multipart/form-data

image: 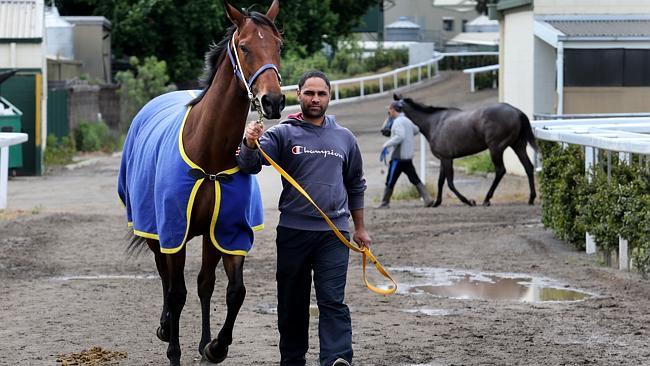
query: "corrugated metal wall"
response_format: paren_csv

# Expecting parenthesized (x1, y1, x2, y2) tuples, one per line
(0, 0, 44, 39)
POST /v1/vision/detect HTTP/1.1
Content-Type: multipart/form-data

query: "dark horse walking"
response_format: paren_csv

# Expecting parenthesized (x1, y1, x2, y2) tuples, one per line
(117, 1, 284, 365)
(394, 94, 537, 207)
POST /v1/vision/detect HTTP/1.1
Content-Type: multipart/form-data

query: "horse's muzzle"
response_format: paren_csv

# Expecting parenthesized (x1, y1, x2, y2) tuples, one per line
(260, 93, 285, 120)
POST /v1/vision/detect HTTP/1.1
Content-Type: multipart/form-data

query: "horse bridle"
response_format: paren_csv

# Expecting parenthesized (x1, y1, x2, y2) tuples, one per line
(226, 33, 282, 103)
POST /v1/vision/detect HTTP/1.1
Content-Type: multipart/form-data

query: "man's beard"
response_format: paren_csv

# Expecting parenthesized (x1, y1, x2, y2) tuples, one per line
(301, 101, 327, 119)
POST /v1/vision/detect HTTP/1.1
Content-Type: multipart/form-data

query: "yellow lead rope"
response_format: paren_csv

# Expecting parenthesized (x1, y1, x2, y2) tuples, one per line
(254, 140, 397, 295)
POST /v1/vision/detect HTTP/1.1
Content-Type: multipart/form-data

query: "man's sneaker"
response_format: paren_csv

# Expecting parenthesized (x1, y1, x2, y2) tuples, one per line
(332, 358, 350, 366)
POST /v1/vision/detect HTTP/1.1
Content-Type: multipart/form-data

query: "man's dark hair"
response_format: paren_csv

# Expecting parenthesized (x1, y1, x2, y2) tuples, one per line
(298, 70, 331, 90)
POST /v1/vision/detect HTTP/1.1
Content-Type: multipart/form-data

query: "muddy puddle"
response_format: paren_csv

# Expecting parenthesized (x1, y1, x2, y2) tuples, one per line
(392, 267, 594, 302)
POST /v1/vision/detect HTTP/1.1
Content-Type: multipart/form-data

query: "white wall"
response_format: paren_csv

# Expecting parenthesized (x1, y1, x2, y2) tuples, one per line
(501, 9, 535, 176)
(533, 37, 556, 115)
(535, 0, 650, 14)
(0, 43, 43, 69)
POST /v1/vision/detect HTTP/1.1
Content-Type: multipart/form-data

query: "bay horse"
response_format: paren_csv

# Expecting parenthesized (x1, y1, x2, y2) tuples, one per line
(393, 94, 537, 207)
(117, 1, 284, 365)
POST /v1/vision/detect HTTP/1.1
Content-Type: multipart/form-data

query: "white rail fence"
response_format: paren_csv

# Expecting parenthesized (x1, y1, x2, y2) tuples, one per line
(532, 116, 650, 271)
(279, 51, 498, 183)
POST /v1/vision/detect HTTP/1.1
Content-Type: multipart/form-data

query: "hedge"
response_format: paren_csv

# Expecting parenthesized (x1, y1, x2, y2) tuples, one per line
(539, 141, 650, 277)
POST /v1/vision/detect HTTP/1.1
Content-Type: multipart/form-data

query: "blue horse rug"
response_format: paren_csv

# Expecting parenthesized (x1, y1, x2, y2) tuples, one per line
(118, 90, 264, 255)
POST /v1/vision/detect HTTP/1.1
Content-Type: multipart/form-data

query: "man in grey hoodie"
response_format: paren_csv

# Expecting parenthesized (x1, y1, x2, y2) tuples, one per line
(237, 70, 370, 366)
(377, 101, 434, 208)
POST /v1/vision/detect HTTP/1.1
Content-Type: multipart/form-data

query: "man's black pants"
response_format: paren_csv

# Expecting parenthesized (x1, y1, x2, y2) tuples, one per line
(276, 226, 352, 366)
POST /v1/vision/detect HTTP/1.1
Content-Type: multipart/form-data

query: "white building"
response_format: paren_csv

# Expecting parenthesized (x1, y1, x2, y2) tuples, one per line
(490, 0, 650, 174)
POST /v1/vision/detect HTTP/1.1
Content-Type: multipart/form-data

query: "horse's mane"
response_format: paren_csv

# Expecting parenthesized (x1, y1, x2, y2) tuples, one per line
(188, 10, 280, 106)
(402, 97, 460, 114)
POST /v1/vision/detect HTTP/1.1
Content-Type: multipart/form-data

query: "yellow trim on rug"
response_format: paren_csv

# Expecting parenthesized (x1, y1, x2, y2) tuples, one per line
(209, 180, 248, 256)
(134, 229, 159, 240)
(252, 224, 265, 231)
(160, 178, 204, 254)
(127, 222, 133, 228)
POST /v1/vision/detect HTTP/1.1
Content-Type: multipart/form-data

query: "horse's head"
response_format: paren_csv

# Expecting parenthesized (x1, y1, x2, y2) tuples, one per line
(225, 0, 285, 119)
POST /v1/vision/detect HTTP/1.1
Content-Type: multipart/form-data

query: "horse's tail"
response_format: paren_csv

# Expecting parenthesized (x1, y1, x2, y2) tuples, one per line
(125, 230, 149, 258)
(519, 112, 538, 151)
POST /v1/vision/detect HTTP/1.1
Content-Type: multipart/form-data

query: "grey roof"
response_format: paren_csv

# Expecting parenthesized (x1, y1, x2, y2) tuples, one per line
(62, 16, 111, 29)
(543, 16, 650, 39)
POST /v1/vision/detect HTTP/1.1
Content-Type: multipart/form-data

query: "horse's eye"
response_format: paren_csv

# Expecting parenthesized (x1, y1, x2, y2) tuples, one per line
(239, 45, 249, 55)
(279, 44, 284, 54)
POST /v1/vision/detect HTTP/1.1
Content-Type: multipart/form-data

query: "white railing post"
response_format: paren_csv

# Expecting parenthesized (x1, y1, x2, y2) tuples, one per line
(420, 135, 427, 184)
(418, 66, 422, 82)
(618, 151, 631, 270)
(379, 77, 384, 93)
(393, 73, 398, 89)
(0, 146, 8, 209)
(428, 63, 431, 79)
(470, 72, 475, 93)
(407, 68, 411, 85)
(585, 146, 597, 254)
(335, 83, 340, 101)
(360, 80, 364, 97)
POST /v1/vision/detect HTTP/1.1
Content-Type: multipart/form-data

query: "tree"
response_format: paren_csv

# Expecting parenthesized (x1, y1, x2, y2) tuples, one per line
(57, 0, 381, 83)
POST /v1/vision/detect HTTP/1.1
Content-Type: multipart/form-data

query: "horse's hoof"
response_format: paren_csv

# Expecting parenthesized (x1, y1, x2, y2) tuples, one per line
(203, 341, 228, 364)
(433, 201, 441, 207)
(482, 201, 491, 207)
(169, 359, 180, 366)
(157, 326, 170, 343)
(468, 200, 477, 206)
(528, 199, 535, 205)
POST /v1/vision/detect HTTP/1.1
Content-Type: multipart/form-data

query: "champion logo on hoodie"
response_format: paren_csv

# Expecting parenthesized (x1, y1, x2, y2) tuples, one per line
(291, 145, 344, 160)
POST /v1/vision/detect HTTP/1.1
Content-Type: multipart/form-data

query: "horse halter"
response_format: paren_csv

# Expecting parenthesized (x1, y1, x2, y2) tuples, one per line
(226, 32, 282, 102)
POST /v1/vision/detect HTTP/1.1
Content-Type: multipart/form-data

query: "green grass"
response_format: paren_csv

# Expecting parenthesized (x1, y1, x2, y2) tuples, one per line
(387, 182, 436, 201)
(455, 152, 495, 175)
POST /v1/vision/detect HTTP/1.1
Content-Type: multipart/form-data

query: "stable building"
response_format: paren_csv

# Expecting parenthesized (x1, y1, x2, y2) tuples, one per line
(0, 0, 47, 175)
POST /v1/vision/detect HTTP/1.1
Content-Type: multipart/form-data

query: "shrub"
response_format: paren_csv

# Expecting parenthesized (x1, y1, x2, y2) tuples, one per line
(456, 152, 495, 175)
(73, 120, 120, 152)
(539, 141, 650, 276)
(44, 134, 76, 166)
(116, 56, 176, 131)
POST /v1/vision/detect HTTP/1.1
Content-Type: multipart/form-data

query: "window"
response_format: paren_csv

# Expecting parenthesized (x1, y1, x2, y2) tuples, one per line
(462, 19, 468, 32)
(443, 18, 454, 32)
(564, 49, 650, 87)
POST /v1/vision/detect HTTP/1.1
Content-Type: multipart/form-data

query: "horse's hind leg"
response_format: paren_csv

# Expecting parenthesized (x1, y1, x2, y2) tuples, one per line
(198, 236, 222, 356)
(146, 239, 171, 343)
(165, 247, 187, 366)
(483, 148, 507, 206)
(512, 140, 537, 205)
(204, 253, 246, 364)
(442, 158, 476, 206)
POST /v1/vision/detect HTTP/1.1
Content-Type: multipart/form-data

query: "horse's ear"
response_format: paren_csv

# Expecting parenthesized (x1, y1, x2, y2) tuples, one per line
(266, 0, 279, 22)
(393, 93, 402, 101)
(223, 0, 245, 28)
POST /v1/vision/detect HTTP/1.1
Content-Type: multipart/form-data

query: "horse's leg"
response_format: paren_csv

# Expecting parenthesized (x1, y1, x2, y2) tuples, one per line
(204, 253, 246, 364)
(198, 236, 222, 356)
(482, 148, 507, 206)
(442, 158, 476, 206)
(146, 239, 171, 343)
(165, 247, 187, 366)
(433, 165, 446, 207)
(512, 141, 537, 205)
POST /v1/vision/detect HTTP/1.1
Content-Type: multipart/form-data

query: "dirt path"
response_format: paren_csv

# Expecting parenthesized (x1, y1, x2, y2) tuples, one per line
(2, 72, 649, 366)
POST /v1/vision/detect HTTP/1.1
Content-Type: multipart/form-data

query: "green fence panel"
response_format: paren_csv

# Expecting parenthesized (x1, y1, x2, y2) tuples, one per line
(47, 88, 69, 138)
(0, 72, 39, 175)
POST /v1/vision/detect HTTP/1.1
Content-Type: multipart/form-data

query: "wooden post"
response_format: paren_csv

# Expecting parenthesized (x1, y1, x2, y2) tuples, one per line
(585, 146, 597, 254)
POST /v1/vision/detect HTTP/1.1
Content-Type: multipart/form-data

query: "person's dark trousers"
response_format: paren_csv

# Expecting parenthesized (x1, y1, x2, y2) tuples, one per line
(276, 226, 353, 366)
(386, 159, 422, 188)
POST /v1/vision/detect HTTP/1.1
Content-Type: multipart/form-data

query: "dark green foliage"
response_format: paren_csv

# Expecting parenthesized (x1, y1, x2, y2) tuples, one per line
(439, 55, 498, 70)
(539, 141, 650, 277)
(73, 121, 119, 152)
(57, 0, 381, 83)
(538, 141, 586, 247)
(44, 134, 76, 166)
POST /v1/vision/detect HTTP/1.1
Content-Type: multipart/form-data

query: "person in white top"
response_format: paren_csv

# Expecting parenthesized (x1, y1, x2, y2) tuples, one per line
(378, 101, 433, 208)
